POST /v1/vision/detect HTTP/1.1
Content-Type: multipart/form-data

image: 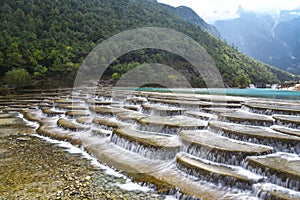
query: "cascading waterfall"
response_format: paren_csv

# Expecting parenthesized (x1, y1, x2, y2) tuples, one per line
(182, 144, 247, 166)
(2, 87, 300, 200)
(110, 133, 178, 160)
(209, 125, 300, 154)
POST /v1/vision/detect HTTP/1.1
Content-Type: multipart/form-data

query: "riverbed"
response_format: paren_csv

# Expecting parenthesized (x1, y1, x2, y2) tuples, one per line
(0, 114, 168, 199)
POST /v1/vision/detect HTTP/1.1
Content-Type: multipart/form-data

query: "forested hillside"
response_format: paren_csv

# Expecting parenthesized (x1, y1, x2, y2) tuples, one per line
(0, 0, 297, 89)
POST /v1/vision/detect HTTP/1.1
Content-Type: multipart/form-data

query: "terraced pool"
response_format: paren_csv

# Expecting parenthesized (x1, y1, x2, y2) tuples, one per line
(1, 87, 300, 199)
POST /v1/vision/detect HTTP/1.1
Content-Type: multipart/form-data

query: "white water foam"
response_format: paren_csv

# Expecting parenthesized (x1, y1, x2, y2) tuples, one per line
(271, 125, 300, 133)
(18, 111, 154, 192)
(33, 133, 123, 177)
(252, 151, 300, 161)
(255, 183, 300, 198)
(164, 195, 178, 200)
(32, 134, 155, 193)
(180, 153, 263, 181)
(17, 113, 39, 129)
(115, 181, 152, 192)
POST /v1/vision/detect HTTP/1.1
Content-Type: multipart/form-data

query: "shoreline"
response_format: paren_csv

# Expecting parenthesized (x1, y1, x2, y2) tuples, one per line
(0, 116, 170, 200)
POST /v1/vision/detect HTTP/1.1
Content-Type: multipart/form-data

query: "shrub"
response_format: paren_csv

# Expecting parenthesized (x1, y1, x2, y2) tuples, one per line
(4, 68, 31, 89)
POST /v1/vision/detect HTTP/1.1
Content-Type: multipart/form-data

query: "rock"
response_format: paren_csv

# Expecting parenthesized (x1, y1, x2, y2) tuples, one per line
(16, 137, 32, 142)
(0, 118, 21, 126)
(85, 176, 91, 181)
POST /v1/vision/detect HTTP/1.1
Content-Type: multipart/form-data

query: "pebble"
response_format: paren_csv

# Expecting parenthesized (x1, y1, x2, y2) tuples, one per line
(0, 103, 170, 200)
(85, 175, 91, 181)
(16, 136, 32, 142)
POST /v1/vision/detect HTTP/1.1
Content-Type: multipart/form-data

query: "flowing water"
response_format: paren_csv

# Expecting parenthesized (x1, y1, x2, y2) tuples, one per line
(1, 87, 300, 200)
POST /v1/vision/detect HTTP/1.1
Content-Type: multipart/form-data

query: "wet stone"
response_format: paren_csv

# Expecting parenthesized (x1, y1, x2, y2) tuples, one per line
(0, 113, 19, 118)
(37, 103, 53, 108)
(123, 105, 140, 111)
(85, 135, 250, 200)
(138, 116, 207, 134)
(125, 96, 147, 104)
(147, 93, 200, 101)
(86, 99, 121, 106)
(197, 95, 244, 104)
(176, 153, 262, 190)
(244, 102, 300, 115)
(203, 107, 237, 114)
(254, 183, 300, 200)
(92, 117, 129, 130)
(42, 108, 64, 116)
(65, 110, 90, 118)
(271, 125, 300, 137)
(76, 117, 92, 125)
(8, 104, 32, 109)
(55, 99, 83, 104)
(141, 103, 187, 116)
(16, 136, 32, 142)
(57, 118, 86, 132)
(219, 110, 274, 126)
(273, 114, 300, 128)
(180, 130, 273, 165)
(147, 97, 212, 108)
(89, 106, 127, 116)
(111, 128, 181, 160)
(37, 124, 83, 146)
(1, 107, 24, 112)
(184, 111, 214, 120)
(0, 117, 23, 126)
(246, 153, 300, 191)
(209, 121, 300, 153)
(91, 129, 111, 138)
(116, 112, 148, 123)
(56, 104, 87, 110)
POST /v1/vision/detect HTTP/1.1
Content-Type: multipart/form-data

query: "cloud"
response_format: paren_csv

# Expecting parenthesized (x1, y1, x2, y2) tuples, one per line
(157, 0, 300, 24)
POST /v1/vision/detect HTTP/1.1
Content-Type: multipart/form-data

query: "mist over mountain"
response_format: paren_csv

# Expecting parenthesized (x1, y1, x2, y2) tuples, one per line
(215, 9, 300, 74)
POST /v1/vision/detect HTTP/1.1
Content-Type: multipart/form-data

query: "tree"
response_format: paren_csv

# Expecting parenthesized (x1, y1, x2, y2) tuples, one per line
(112, 72, 121, 80)
(34, 65, 48, 78)
(4, 68, 31, 89)
(235, 73, 251, 88)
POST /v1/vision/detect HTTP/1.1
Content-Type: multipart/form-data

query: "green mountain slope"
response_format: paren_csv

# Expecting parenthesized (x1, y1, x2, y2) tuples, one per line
(0, 0, 297, 89)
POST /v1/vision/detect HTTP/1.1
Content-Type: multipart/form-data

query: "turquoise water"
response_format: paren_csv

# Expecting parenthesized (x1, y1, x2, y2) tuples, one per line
(197, 88, 300, 100)
(133, 88, 300, 100)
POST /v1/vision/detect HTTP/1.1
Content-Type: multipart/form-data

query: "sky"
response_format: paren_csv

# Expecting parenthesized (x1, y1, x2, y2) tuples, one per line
(157, 0, 300, 24)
